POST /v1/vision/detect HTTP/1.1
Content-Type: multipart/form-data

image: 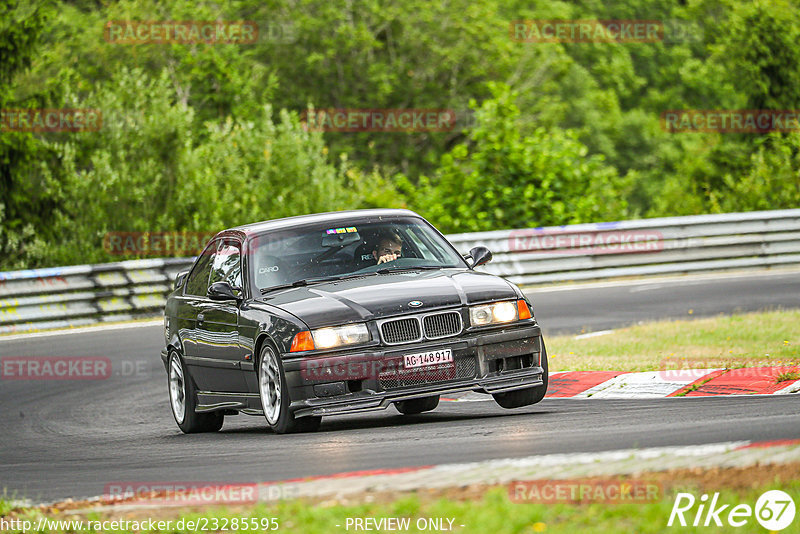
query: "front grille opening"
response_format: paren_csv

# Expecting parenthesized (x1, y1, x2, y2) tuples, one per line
(380, 311, 462, 345)
(423, 311, 462, 339)
(380, 317, 422, 344)
(379, 357, 477, 390)
(505, 356, 523, 371)
(494, 353, 536, 373)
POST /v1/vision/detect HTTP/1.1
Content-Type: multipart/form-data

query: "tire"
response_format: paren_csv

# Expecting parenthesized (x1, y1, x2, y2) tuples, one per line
(168, 351, 224, 433)
(395, 395, 439, 415)
(258, 343, 322, 434)
(493, 340, 549, 409)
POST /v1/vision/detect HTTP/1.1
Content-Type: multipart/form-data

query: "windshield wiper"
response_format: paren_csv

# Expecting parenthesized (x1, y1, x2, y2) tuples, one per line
(303, 272, 379, 284)
(260, 279, 310, 294)
(259, 272, 378, 294)
(376, 265, 443, 274)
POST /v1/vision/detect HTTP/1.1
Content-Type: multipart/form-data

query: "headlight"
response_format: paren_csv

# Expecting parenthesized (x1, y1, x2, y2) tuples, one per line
(311, 323, 370, 349)
(470, 300, 528, 326)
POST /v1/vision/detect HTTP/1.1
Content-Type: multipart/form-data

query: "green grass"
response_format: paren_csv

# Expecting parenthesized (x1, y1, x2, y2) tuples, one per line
(547, 309, 800, 372)
(776, 371, 800, 383)
(4, 483, 800, 533)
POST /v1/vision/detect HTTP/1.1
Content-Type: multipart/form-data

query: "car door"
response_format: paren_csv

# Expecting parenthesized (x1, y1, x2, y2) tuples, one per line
(193, 238, 249, 393)
(179, 239, 216, 385)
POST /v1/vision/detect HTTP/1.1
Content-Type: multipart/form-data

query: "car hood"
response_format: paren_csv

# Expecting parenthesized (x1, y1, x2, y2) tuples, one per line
(257, 269, 519, 328)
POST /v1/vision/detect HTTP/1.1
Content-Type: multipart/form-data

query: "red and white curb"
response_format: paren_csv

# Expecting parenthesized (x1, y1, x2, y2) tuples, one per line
(78, 439, 800, 510)
(444, 367, 800, 402)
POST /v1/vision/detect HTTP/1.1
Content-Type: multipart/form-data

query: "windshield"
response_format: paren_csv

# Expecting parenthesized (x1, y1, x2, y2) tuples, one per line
(248, 216, 467, 292)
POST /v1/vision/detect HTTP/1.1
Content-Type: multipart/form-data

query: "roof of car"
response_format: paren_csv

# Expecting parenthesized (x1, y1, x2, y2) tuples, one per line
(225, 208, 423, 237)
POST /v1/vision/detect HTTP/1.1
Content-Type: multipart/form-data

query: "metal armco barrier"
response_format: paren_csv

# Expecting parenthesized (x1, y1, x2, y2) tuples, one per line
(2, 209, 799, 334)
(447, 209, 800, 285)
(0, 258, 194, 334)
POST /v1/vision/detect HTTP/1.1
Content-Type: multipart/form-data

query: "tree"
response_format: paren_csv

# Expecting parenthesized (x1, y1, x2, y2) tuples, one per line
(0, 0, 62, 269)
(402, 84, 630, 233)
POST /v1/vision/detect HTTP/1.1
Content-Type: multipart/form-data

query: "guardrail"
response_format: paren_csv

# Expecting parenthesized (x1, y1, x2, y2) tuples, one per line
(2, 209, 799, 334)
(0, 258, 193, 334)
(447, 209, 800, 285)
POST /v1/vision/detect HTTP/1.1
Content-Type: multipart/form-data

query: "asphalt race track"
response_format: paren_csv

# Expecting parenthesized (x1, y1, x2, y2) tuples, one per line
(2, 269, 799, 503)
(528, 269, 800, 335)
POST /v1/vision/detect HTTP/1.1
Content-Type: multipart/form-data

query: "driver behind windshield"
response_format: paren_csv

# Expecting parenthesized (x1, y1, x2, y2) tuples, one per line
(372, 229, 403, 264)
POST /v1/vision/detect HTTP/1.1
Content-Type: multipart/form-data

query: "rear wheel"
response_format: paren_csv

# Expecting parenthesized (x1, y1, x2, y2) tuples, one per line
(493, 341, 549, 409)
(395, 395, 439, 415)
(258, 343, 321, 434)
(168, 351, 223, 433)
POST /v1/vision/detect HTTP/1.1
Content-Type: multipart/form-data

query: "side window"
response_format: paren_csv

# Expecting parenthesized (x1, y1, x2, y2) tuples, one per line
(208, 240, 242, 289)
(184, 241, 216, 297)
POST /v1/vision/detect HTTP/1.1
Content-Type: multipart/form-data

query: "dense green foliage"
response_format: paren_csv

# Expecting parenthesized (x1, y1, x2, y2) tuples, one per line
(1, 0, 799, 269)
(400, 84, 630, 233)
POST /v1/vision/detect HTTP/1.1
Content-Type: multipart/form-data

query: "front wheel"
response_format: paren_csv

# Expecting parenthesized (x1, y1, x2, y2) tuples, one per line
(493, 341, 549, 409)
(168, 351, 223, 433)
(258, 343, 321, 434)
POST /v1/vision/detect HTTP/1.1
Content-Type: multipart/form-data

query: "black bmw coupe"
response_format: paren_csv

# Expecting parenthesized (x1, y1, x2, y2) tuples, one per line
(161, 209, 548, 433)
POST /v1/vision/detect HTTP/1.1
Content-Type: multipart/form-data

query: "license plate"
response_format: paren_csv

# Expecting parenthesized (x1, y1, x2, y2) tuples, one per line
(403, 348, 453, 369)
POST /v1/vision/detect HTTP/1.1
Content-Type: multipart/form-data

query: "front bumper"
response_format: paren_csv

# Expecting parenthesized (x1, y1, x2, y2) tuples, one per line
(284, 324, 544, 417)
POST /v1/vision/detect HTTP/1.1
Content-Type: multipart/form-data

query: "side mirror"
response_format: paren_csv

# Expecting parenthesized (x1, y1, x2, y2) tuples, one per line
(207, 281, 242, 301)
(174, 270, 189, 290)
(467, 246, 493, 269)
